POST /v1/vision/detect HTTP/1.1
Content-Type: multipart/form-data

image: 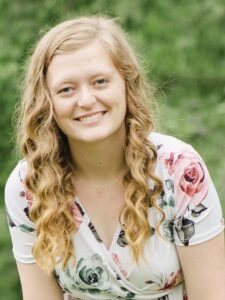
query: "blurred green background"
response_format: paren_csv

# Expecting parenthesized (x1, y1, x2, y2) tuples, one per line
(1, 0, 224, 299)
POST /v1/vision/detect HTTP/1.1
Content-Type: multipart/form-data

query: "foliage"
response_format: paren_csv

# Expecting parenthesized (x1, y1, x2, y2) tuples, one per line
(1, 0, 224, 299)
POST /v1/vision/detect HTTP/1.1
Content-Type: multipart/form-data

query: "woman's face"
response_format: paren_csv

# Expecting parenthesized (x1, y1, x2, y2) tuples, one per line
(46, 40, 127, 145)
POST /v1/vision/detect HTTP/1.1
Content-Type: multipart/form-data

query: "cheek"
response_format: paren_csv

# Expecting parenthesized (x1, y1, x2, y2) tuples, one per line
(52, 100, 73, 118)
(119, 89, 127, 112)
(112, 82, 126, 107)
(119, 82, 127, 106)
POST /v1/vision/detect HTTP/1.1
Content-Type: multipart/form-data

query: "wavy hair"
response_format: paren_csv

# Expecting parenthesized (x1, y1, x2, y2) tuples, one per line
(16, 15, 164, 275)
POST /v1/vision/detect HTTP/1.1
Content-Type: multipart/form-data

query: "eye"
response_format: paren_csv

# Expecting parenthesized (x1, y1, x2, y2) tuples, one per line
(58, 87, 75, 94)
(94, 78, 108, 86)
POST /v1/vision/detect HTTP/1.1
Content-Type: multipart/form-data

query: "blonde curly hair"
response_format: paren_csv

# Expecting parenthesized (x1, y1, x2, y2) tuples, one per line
(16, 15, 164, 275)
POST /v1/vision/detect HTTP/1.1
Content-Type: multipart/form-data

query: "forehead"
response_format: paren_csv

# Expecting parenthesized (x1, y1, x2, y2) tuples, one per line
(49, 41, 114, 71)
(46, 40, 118, 88)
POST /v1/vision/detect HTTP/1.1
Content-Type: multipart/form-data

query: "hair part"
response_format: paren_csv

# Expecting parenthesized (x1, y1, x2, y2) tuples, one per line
(16, 15, 164, 275)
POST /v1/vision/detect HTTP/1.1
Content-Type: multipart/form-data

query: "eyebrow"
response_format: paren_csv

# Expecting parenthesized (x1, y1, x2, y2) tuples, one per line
(50, 70, 114, 92)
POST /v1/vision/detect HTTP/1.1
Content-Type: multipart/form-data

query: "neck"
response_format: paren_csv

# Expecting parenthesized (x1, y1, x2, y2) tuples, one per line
(68, 130, 128, 182)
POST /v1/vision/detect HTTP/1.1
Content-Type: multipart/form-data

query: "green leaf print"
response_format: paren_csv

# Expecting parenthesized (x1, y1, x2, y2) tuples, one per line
(168, 195, 175, 207)
(117, 229, 128, 247)
(19, 224, 35, 232)
(150, 226, 155, 236)
(158, 197, 167, 208)
(165, 179, 174, 192)
(120, 287, 136, 298)
(5, 210, 16, 228)
(126, 291, 135, 298)
(191, 204, 207, 217)
(175, 217, 195, 246)
(162, 220, 174, 242)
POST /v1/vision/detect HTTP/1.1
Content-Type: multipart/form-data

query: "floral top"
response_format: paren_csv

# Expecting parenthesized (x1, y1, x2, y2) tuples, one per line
(5, 132, 224, 300)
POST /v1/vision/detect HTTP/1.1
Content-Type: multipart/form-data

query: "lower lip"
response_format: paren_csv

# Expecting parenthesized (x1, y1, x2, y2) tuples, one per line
(75, 112, 107, 126)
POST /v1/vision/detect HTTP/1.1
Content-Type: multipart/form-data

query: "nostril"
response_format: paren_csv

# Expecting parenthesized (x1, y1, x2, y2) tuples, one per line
(76, 91, 96, 107)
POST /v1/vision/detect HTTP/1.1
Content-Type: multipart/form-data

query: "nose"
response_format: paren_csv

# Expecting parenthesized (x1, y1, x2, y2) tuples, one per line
(76, 86, 96, 107)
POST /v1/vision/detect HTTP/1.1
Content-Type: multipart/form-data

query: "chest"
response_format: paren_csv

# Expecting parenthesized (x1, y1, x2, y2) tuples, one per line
(57, 215, 182, 297)
(74, 180, 126, 250)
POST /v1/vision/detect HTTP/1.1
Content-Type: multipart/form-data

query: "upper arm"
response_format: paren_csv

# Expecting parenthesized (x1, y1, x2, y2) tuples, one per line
(5, 161, 37, 263)
(17, 262, 64, 300)
(5, 162, 64, 299)
(161, 144, 225, 298)
(176, 232, 225, 300)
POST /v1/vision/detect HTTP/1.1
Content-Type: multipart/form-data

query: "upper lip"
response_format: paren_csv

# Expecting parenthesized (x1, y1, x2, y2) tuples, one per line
(74, 111, 107, 119)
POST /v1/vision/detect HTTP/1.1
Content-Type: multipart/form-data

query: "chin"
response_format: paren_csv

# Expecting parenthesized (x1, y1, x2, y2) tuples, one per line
(72, 132, 112, 144)
(67, 124, 125, 144)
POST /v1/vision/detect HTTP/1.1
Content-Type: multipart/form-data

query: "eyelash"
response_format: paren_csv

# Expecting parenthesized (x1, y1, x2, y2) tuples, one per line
(57, 78, 109, 94)
(58, 87, 75, 94)
(95, 78, 108, 85)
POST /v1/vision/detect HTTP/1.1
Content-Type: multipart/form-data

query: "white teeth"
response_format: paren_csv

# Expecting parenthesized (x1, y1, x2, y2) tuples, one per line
(78, 112, 105, 122)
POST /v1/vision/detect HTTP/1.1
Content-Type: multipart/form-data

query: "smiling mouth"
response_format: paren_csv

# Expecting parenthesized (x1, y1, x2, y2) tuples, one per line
(75, 111, 107, 122)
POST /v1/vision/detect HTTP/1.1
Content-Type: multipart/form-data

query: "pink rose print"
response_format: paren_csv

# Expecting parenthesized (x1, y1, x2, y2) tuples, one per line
(19, 173, 33, 209)
(20, 190, 33, 209)
(164, 152, 176, 174)
(163, 149, 209, 216)
(183, 293, 188, 300)
(70, 202, 83, 228)
(112, 252, 128, 278)
(163, 270, 183, 289)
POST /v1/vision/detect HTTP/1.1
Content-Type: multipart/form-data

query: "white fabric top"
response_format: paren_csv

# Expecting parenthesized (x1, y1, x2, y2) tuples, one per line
(5, 132, 224, 300)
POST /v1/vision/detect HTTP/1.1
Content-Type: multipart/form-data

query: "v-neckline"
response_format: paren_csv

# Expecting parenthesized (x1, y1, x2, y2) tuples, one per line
(74, 197, 122, 253)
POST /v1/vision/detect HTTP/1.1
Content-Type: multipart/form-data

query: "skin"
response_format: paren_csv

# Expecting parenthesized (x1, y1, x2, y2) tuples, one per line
(17, 40, 129, 300)
(47, 40, 129, 250)
(17, 40, 225, 300)
(47, 40, 127, 182)
(17, 232, 225, 300)
(177, 232, 225, 299)
(16, 262, 64, 300)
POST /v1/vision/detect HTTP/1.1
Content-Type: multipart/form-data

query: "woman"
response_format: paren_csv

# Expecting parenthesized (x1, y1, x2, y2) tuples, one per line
(5, 16, 225, 300)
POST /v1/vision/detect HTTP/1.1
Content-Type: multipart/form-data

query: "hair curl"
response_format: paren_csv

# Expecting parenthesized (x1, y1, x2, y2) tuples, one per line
(15, 15, 164, 275)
